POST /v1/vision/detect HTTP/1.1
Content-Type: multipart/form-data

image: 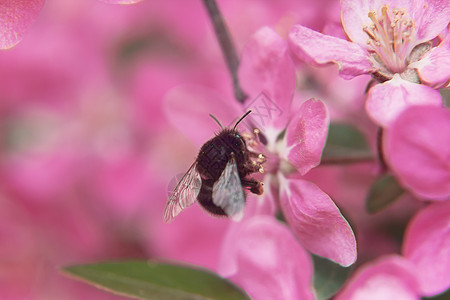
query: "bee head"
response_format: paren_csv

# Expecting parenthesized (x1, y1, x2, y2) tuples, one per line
(220, 129, 247, 161)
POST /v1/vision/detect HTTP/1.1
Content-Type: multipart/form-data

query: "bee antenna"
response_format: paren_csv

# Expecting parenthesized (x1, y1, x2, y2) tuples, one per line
(233, 110, 252, 130)
(209, 114, 224, 130)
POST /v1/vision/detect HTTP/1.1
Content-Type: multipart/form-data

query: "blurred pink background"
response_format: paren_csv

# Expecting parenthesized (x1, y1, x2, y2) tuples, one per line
(2, 0, 445, 299)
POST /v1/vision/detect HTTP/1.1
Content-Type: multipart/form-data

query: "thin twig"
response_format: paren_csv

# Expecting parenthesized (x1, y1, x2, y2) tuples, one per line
(202, 0, 247, 102)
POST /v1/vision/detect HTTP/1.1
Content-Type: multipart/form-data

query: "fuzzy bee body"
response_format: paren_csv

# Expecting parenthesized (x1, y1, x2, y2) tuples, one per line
(163, 112, 264, 223)
(196, 129, 258, 216)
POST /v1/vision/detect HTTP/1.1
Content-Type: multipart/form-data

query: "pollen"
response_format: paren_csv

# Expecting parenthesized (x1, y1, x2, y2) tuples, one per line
(363, 4, 415, 74)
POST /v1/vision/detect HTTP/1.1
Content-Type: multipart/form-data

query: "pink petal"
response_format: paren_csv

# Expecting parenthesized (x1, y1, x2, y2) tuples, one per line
(99, 0, 145, 4)
(219, 216, 314, 300)
(284, 98, 329, 175)
(384, 106, 450, 200)
(340, 0, 379, 46)
(413, 34, 450, 88)
(340, 0, 416, 46)
(280, 177, 357, 266)
(335, 255, 420, 300)
(365, 74, 443, 127)
(412, 0, 450, 44)
(239, 27, 295, 130)
(150, 206, 231, 271)
(289, 24, 372, 79)
(164, 85, 242, 146)
(0, 0, 45, 49)
(402, 202, 450, 296)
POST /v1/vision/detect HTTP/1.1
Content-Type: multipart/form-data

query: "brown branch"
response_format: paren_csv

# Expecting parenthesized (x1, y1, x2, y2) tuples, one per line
(202, 0, 247, 102)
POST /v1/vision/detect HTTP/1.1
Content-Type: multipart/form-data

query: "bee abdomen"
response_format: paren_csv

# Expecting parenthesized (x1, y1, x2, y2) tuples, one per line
(197, 180, 227, 216)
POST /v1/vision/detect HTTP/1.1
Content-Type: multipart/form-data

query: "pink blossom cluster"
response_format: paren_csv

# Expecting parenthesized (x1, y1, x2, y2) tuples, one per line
(0, 0, 449, 299)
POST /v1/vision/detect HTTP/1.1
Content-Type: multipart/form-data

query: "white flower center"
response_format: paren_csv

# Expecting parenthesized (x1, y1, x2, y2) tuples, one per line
(363, 5, 415, 74)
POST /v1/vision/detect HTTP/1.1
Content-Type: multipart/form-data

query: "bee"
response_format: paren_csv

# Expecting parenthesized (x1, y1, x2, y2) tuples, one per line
(163, 111, 265, 223)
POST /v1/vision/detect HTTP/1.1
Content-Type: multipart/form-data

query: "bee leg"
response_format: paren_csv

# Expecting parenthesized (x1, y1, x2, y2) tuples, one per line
(241, 178, 264, 195)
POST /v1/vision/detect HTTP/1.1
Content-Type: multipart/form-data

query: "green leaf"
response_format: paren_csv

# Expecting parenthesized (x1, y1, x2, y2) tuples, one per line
(62, 261, 249, 300)
(322, 123, 372, 163)
(312, 255, 352, 300)
(366, 174, 405, 214)
(439, 88, 450, 108)
(423, 289, 450, 300)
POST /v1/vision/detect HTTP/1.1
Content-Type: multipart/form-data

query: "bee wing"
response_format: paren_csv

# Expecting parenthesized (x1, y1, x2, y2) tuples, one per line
(212, 156, 245, 221)
(163, 162, 202, 223)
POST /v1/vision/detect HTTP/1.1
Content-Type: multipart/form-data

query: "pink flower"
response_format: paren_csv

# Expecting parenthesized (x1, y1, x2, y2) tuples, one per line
(384, 105, 450, 200)
(219, 216, 315, 300)
(288, 0, 449, 127)
(0, 0, 45, 49)
(336, 201, 450, 299)
(335, 255, 421, 300)
(165, 26, 357, 267)
(241, 26, 357, 267)
(402, 201, 450, 296)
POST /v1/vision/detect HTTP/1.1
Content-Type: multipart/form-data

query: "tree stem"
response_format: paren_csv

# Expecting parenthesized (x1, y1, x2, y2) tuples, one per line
(202, 0, 247, 102)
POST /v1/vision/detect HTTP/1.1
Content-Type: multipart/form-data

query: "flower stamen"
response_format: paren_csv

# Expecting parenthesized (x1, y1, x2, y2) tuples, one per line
(363, 5, 415, 74)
